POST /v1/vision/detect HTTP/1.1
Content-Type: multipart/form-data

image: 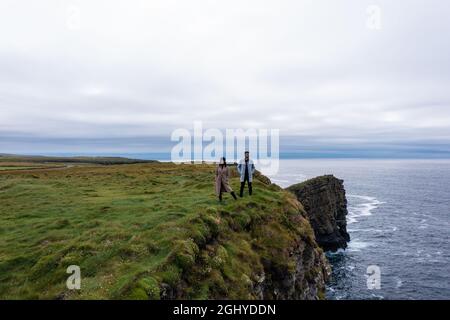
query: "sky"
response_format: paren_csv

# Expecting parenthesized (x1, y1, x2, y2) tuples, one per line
(1, 0, 450, 157)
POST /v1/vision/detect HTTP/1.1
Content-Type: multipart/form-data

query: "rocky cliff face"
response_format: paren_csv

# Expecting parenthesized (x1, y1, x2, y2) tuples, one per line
(251, 195, 331, 300)
(139, 172, 347, 300)
(112, 170, 347, 299)
(287, 175, 350, 252)
(160, 189, 331, 300)
(157, 173, 331, 300)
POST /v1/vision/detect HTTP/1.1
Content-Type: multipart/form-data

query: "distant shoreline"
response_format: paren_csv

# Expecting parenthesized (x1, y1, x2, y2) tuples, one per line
(3, 153, 450, 162)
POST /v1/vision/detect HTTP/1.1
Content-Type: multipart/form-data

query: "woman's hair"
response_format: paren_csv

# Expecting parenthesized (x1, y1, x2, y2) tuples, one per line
(219, 157, 227, 167)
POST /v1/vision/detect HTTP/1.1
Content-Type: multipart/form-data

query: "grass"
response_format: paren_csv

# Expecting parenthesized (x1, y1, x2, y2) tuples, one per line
(0, 154, 156, 165)
(0, 162, 65, 171)
(0, 162, 322, 299)
(0, 167, 40, 171)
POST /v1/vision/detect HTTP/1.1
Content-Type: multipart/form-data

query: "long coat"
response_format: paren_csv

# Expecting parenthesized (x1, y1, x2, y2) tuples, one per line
(215, 166, 233, 195)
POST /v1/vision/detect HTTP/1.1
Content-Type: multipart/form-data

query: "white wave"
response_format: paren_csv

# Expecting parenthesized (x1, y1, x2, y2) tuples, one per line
(347, 240, 370, 252)
(395, 278, 403, 289)
(347, 194, 384, 225)
(347, 228, 384, 233)
(347, 226, 397, 233)
(347, 215, 357, 224)
(325, 248, 346, 256)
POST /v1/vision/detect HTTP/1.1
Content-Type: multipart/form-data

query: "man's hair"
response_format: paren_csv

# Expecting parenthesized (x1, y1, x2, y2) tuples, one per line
(244, 151, 249, 154)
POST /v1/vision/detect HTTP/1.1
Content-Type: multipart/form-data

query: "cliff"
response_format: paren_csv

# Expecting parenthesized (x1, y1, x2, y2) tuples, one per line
(287, 175, 350, 252)
(0, 162, 331, 300)
(158, 169, 331, 300)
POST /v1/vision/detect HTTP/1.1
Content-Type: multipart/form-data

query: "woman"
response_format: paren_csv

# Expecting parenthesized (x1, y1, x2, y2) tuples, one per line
(215, 157, 237, 201)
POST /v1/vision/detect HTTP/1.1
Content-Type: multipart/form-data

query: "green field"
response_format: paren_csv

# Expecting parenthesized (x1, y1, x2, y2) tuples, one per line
(0, 161, 65, 172)
(0, 167, 40, 171)
(0, 153, 156, 165)
(0, 162, 324, 299)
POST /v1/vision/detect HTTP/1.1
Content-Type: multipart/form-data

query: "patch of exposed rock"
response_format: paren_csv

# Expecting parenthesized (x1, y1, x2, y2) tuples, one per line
(287, 175, 350, 252)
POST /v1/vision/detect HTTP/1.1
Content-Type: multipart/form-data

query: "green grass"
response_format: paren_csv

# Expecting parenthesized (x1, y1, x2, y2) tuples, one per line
(0, 167, 40, 171)
(0, 154, 157, 165)
(0, 162, 64, 171)
(0, 162, 321, 299)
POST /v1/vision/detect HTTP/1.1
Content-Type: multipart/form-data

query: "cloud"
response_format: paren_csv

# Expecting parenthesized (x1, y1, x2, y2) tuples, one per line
(1, 0, 450, 155)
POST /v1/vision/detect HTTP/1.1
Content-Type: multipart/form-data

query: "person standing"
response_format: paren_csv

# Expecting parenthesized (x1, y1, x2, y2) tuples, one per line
(237, 151, 255, 197)
(215, 157, 237, 202)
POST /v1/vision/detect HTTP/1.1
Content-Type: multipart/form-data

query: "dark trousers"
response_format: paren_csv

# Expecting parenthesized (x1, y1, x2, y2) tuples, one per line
(240, 179, 252, 197)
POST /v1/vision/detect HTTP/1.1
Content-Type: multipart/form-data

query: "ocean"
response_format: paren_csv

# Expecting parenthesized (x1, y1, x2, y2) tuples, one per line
(262, 159, 450, 300)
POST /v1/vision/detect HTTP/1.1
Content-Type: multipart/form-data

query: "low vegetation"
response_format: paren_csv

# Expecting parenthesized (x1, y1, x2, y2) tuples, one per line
(0, 161, 322, 299)
(0, 154, 156, 165)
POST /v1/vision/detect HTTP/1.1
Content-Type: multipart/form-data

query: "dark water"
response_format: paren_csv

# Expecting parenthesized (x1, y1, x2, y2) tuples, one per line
(264, 159, 450, 300)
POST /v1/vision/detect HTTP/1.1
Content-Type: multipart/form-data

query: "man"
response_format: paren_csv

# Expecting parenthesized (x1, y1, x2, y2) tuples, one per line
(237, 151, 255, 197)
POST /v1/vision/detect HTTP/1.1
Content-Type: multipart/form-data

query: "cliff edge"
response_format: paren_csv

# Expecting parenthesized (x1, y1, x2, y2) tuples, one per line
(160, 169, 332, 300)
(0, 163, 331, 299)
(287, 175, 350, 252)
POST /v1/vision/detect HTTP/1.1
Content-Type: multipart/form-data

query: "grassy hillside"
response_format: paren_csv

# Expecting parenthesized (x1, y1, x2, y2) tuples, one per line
(0, 154, 156, 165)
(0, 162, 327, 299)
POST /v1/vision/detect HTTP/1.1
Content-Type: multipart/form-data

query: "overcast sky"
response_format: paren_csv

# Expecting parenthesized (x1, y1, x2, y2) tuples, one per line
(1, 0, 450, 156)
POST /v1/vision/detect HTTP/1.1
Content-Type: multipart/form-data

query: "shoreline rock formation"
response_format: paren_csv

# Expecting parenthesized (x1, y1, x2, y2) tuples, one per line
(287, 175, 350, 252)
(162, 173, 350, 299)
(160, 185, 331, 300)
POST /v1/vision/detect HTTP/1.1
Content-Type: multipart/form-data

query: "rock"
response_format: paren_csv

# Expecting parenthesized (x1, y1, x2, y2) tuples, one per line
(258, 238, 331, 300)
(287, 175, 350, 252)
(164, 186, 331, 300)
(254, 170, 272, 185)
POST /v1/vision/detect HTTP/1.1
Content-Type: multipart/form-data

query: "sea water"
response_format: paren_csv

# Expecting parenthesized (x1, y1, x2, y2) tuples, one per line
(263, 159, 450, 300)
